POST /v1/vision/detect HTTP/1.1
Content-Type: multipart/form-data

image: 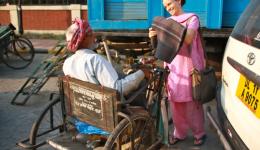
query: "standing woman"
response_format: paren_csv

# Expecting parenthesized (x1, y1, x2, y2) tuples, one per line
(149, 0, 206, 146)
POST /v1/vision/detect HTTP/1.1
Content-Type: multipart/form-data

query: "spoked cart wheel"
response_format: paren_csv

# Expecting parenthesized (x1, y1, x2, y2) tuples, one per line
(104, 112, 157, 150)
(2, 38, 34, 69)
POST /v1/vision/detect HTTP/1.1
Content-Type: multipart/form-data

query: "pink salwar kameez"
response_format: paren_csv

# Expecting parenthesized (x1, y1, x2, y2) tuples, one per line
(165, 13, 206, 140)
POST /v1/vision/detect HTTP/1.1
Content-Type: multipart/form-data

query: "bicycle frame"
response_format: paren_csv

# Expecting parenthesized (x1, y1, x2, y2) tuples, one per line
(147, 66, 170, 145)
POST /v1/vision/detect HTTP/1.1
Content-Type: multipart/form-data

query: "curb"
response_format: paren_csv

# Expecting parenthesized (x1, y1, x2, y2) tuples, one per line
(34, 48, 49, 53)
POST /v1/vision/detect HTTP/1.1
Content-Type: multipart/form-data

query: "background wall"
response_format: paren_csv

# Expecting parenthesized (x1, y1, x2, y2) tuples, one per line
(0, 4, 88, 35)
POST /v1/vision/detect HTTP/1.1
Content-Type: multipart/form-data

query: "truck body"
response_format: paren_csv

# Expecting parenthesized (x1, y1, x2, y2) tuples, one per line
(88, 0, 249, 34)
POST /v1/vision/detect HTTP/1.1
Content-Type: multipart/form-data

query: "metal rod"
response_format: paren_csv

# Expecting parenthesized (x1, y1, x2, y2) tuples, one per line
(102, 40, 112, 64)
(147, 136, 162, 150)
(95, 31, 148, 37)
(160, 97, 169, 145)
(206, 106, 232, 150)
(17, 0, 23, 35)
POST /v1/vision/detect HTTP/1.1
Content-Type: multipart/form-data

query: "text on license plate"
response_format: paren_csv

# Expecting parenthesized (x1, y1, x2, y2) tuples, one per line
(236, 75, 260, 118)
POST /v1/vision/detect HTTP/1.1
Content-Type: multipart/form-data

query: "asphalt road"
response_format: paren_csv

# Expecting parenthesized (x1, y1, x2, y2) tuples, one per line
(0, 53, 225, 150)
(0, 53, 58, 150)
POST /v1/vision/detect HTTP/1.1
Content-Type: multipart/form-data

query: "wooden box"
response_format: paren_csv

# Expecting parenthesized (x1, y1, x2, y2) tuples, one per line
(62, 77, 120, 132)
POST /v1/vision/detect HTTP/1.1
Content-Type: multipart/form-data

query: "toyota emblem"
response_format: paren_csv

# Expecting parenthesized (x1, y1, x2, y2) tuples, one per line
(247, 52, 256, 65)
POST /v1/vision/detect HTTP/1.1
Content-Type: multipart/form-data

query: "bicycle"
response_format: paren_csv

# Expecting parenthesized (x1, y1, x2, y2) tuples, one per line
(11, 42, 68, 105)
(104, 65, 170, 149)
(16, 57, 171, 149)
(0, 23, 34, 69)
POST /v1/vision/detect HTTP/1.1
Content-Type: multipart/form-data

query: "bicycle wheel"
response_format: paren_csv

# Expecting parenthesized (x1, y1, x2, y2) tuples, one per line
(104, 114, 156, 150)
(15, 38, 35, 61)
(18, 36, 34, 48)
(2, 38, 34, 69)
(29, 97, 65, 147)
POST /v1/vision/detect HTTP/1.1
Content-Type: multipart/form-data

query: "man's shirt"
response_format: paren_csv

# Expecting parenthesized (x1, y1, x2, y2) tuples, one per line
(63, 49, 144, 96)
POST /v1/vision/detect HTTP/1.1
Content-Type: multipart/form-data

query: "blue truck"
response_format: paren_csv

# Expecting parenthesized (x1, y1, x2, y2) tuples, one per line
(88, 0, 249, 37)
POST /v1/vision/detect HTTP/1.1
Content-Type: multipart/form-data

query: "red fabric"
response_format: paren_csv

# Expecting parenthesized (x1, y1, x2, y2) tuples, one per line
(66, 18, 92, 52)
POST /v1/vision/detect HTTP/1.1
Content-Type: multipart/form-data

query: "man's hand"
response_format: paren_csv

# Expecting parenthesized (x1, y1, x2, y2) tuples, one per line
(139, 57, 156, 65)
(140, 67, 152, 80)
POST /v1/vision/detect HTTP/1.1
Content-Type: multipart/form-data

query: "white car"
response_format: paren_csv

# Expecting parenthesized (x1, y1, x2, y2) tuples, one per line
(217, 0, 260, 150)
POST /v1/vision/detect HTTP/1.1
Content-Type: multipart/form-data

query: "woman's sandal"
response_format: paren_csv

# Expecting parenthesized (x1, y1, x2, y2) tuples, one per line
(194, 135, 207, 146)
(169, 136, 184, 145)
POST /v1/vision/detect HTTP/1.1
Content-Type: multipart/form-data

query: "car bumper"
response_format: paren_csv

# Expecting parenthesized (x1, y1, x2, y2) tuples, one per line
(216, 82, 249, 150)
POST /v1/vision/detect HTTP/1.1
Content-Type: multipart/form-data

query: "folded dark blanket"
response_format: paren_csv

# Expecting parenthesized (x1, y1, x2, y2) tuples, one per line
(152, 16, 187, 63)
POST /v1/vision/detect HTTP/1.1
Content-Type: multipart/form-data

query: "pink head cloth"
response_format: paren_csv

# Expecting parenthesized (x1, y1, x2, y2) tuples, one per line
(66, 18, 92, 52)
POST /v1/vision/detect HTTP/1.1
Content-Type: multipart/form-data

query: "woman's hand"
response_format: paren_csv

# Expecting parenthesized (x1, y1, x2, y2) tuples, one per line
(149, 28, 158, 49)
(149, 27, 157, 38)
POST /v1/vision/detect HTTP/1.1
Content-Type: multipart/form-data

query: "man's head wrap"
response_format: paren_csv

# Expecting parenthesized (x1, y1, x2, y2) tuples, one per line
(66, 18, 92, 52)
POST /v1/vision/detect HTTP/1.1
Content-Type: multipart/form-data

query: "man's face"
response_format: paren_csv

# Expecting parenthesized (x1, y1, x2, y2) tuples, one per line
(163, 0, 182, 16)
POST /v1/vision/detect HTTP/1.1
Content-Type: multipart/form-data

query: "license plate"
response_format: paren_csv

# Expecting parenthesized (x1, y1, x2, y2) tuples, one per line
(236, 75, 260, 118)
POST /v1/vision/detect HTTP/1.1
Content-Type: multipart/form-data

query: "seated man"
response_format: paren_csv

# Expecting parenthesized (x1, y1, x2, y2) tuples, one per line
(63, 18, 149, 107)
